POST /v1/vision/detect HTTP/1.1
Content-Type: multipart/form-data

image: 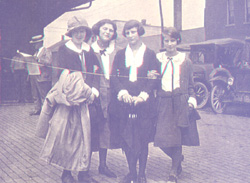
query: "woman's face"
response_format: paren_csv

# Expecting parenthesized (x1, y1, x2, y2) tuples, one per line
(99, 23, 115, 42)
(163, 34, 178, 54)
(125, 27, 140, 46)
(71, 27, 86, 45)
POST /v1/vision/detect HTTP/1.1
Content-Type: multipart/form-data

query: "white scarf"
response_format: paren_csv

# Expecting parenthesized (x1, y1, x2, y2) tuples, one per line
(65, 40, 90, 54)
(125, 43, 146, 82)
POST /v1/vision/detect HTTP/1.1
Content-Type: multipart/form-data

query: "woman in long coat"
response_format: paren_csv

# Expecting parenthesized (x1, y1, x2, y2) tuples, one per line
(36, 70, 93, 183)
(153, 27, 200, 183)
(54, 15, 99, 183)
(90, 19, 119, 178)
(110, 20, 158, 183)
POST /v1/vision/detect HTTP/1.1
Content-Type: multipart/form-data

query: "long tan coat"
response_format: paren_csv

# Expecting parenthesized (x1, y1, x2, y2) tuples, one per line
(36, 71, 93, 171)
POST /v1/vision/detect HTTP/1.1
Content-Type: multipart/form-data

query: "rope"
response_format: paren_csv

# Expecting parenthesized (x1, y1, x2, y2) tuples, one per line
(2, 56, 160, 80)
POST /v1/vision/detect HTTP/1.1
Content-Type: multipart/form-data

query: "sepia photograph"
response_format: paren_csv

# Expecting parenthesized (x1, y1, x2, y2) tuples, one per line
(0, 0, 250, 182)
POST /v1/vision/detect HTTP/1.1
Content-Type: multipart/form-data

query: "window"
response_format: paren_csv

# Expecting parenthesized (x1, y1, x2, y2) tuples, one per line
(227, 0, 235, 25)
(245, 0, 250, 22)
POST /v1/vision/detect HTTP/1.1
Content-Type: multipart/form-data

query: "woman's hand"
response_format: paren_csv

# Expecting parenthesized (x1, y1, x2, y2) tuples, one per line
(132, 96, 144, 106)
(188, 103, 194, 111)
(147, 70, 160, 79)
(122, 93, 133, 104)
(86, 93, 95, 104)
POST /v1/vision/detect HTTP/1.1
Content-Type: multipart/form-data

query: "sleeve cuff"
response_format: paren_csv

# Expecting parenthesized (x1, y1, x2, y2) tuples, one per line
(117, 90, 129, 101)
(188, 97, 197, 108)
(92, 87, 99, 98)
(138, 91, 149, 101)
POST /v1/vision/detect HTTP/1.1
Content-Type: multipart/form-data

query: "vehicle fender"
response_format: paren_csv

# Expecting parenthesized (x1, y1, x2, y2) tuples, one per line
(209, 67, 232, 86)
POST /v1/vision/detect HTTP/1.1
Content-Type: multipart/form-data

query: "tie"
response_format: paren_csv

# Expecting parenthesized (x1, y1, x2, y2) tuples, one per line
(100, 49, 106, 56)
(79, 51, 86, 79)
(167, 57, 174, 92)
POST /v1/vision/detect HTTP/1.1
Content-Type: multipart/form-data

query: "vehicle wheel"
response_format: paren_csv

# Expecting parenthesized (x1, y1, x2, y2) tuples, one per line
(194, 82, 209, 109)
(210, 85, 227, 114)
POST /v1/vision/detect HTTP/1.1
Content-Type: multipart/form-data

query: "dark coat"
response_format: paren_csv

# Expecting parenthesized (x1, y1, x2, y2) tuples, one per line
(109, 47, 158, 153)
(154, 52, 200, 147)
(57, 43, 100, 89)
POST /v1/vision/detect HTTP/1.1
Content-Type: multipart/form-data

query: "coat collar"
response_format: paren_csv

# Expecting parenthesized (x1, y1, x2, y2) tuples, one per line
(65, 40, 90, 54)
(157, 51, 186, 64)
(91, 40, 115, 55)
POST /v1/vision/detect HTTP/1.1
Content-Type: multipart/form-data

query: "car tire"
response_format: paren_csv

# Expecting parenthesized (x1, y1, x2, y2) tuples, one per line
(210, 84, 227, 114)
(194, 82, 209, 109)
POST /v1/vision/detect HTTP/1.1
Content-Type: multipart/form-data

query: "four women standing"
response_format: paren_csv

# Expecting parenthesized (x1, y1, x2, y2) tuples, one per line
(37, 16, 200, 183)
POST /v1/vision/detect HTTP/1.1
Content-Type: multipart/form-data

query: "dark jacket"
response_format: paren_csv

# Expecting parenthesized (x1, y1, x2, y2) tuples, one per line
(110, 46, 158, 152)
(57, 43, 100, 89)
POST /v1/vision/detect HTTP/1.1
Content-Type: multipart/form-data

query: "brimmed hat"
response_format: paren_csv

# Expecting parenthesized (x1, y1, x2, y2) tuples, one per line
(29, 35, 44, 44)
(65, 16, 92, 40)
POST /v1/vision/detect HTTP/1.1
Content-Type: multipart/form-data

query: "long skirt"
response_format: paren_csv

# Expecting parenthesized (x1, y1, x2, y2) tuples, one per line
(154, 96, 200, 148)
(90, 88, 121, 151)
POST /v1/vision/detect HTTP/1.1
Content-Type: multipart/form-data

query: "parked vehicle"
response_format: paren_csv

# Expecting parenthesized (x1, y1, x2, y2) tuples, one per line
(208, 39, 249, 114)
(178, 38, 244, 109)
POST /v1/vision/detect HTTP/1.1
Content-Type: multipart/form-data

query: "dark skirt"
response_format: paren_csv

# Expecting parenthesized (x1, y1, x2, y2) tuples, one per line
(120, 114, 155, 154)
(109, 99, 156, 154)
(90, 100, 121, 152)
(154, 96, 200, 148)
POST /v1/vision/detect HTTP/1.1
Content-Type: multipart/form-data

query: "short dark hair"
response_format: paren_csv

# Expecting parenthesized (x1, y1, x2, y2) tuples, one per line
(122, 20, 145, 37)
(92, 19, 117, 40)
(162, 27, 181, 44)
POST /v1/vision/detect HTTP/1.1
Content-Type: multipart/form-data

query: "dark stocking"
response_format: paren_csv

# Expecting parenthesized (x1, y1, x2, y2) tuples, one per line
(62, 169, 71, 178)
(99, 148, 107, 167)
(161, 146, 182, 175)
(78, 171, 88, 181)
(124, 149, 137, 179)
(138, 144, 148, 177)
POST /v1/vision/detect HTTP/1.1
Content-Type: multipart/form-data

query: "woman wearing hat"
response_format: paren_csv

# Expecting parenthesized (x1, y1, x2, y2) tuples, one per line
(153, 27, 200, 183)
(56, 16, 100, 183)
(110, 20, 158, 183)
(90, 19, 119, 178)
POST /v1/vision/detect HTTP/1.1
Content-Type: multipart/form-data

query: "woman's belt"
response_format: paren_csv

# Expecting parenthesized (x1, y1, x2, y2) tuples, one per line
(157, 89, 188, 98)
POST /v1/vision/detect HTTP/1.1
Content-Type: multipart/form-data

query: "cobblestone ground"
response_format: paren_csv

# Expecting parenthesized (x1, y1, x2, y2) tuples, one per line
(1, 103, 250, 183)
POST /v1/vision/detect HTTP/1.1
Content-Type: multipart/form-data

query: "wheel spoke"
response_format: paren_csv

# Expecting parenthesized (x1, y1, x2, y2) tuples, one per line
(195, 82, 209, 109)
(211, 85, 227, 113)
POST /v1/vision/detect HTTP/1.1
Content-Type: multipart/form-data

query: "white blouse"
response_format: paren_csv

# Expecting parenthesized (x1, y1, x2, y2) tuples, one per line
(91, 40, 115, 80)
(157, 51, 186, 92)
(156, 51, 197, 108)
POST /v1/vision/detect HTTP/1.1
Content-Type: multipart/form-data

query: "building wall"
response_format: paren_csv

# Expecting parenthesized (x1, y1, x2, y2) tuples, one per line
(205, 0, 250, 40)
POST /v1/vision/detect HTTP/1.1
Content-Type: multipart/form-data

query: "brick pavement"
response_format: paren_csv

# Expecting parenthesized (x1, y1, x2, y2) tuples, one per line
(1, 103, 250, 183)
